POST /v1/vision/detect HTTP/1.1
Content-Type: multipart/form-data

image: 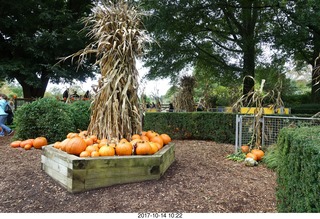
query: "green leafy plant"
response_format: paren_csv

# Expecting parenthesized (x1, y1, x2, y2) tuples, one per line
(226, 151, 246, 162)
(13, 97, 76, 143)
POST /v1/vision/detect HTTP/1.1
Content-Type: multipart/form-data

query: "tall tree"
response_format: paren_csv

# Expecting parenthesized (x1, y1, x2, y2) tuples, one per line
(272, 0, 320, 102)
(0, 0, 94, 98)
(140, 0, 273, 96)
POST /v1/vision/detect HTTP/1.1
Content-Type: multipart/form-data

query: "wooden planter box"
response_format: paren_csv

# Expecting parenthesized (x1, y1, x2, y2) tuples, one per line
(41, 144, 175, 193)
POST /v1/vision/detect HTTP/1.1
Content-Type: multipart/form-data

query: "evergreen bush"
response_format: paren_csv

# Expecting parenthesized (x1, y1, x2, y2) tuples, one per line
(13, 98, 76, 143)
(68, 100, 91, 132)
(276, 126, 320, 212)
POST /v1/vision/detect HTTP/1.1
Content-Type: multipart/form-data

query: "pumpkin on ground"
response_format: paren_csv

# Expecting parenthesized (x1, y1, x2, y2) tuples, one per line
(241, 145, 250, 153)
(20, 139, 34, 148)
(65, 136, 87, 156)
(33, 137, 48, 149)
(246, 152, 257, 161)
(251, 149, 265, 161)
(10, 140, 22, 148)
(24, 144, 32, 150)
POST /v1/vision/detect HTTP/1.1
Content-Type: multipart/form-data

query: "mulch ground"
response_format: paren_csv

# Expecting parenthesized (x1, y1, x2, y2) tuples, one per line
(0, 135, 277, 213)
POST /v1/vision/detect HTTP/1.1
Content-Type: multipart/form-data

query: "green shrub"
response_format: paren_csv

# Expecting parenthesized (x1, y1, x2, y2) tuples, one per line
(13, 98, 76, 144)
(143, 112, 236, 143)
(68, 100, 91, 131)
(276, 127, 320, 212)
(262, 144, 280, 170)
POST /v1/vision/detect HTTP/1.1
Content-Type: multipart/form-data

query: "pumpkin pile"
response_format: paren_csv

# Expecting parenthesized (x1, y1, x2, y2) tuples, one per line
(52, 130, 172, 157)
(10, 137, 48, 150)
(227, 145, 265, 166)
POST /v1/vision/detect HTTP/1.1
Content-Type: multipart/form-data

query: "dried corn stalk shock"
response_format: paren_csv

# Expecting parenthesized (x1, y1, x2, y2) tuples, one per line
(65, 0, 152, 140)
(173, 76, 196, 112)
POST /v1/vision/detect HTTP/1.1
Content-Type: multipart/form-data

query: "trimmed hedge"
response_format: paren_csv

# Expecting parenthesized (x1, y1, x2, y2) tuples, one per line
(276, 126, 320, 212)
(143, 112, 236, 144)
(289, 103, 320, 115)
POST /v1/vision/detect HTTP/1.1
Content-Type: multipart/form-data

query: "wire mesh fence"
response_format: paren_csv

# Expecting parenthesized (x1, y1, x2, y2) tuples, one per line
(235, 115, 320, 152)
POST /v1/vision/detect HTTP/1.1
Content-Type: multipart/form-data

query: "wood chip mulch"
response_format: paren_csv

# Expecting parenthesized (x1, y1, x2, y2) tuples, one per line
(0, 135, 277, 213)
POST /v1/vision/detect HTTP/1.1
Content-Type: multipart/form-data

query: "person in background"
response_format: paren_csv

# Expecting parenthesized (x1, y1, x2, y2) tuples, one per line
(169, 103, 174, 112)
(62, 88, 69, 101)
(84, 90, 90, 99)
(72, 91, 80, 98)
(0, 94, 14, 136)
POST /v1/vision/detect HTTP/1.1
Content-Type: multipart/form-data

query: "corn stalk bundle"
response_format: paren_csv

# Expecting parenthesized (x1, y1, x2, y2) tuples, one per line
(232, 76, 284, 148)
(64, 0, 151, 140)
(173, 76, 196, 112)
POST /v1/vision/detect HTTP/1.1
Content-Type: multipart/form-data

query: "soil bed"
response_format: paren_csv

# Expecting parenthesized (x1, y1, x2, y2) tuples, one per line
(0, 135, 277, 213)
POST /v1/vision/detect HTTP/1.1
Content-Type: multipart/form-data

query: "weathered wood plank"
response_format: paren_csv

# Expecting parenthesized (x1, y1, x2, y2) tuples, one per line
(41, 155, 69, 177)
(72, 155, 161, 170)
(85, 174, 160, 190)
(159, 145, 175, 175)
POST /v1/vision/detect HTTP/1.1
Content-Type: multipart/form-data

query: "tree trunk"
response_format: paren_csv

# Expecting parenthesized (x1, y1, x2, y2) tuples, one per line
(16, 69, 50, 98)
(241, 0, 258, 104)
(311, 37, 320, 103)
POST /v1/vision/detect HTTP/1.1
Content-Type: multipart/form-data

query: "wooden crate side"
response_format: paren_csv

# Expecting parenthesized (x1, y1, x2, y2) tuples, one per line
(41, 155, 69, 177)
(86, 166, 160, 179)
(42, 145, 79, 169)
(159, 145, 175, 175)
(84, 174, 159, 191)
(42, 163, 72, 191)
(72, 155, 161, 170)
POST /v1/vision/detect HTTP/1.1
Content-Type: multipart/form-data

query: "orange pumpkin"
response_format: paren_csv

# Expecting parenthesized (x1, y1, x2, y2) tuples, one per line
(131, 134, 141, 140)
(33, 137, 48, 149)
(78, 130, 88, 138)
(59, 138, 70, 151)
(89, 135, 98, 143)
(146, 130, 158, 140)
(150, 134, 164, 148)
(99, 146, 115, 156)
(20, 139, 34, 148)
(140, 135, 149, 141)
(119, 138, 129, 144)
(24, 144, 32, 150)
(67, 132, 78, 139)
(246, 152, 257, 161)
(65, 136, 87, 156)
(91, 151, 100, 157)
(115, 141, 133, 156)
(135, 141, 152, 155)
(85, 145, 98, 154)
(53, 141, 61, 149)
(79, 151, 90, 158)
(251, 149, 265, 161)
(149, 142, 159, 155)
(160, 134, 171, 145)
(241, 145, 250, 153)
(84, 137, 94, 146)
(10, 140, 22, 148)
